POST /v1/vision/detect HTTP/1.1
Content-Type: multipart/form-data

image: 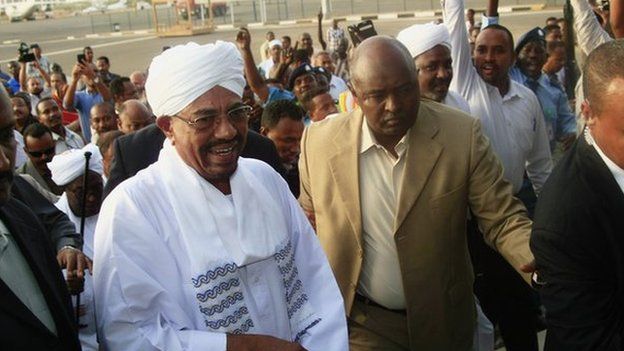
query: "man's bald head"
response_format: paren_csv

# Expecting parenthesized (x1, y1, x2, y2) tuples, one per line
(118, 100, 153, 134)
(583, 39, 624, 115)
(349, 36, 417, 89)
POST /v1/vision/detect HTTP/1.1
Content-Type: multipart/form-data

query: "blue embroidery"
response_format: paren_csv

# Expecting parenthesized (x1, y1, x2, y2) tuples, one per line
(273, 241, 292, 262)
(204, 306, 250, 330)
(288, 293, 309, 319)
(286, 278, 304, 303)
(232, 319, 255, 334)
(199, 292, 245, 316)
(294, 318, 322, 343)
(192, 263, 238, 288)
(196, 278, 240, 302)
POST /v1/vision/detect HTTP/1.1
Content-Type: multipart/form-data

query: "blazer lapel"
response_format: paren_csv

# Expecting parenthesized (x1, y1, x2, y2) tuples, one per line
(328, 109, 363, 249)
(394, 104, 443, 233)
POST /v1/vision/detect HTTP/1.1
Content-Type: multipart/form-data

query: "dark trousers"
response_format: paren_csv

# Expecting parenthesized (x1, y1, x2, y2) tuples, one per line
(467, 177, 539, 351)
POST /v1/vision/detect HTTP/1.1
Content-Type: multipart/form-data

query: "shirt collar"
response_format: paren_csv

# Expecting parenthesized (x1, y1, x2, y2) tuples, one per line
(360, 118, 410, 157)
(502, 80, 522, 102)
(586, 129, 624, 193)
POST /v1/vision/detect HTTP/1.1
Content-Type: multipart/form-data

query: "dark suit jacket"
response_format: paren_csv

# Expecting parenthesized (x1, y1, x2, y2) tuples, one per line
(531, 137, 624, 351)
(0, 197, 81, 351)
(104, 124, 284, 197)
(12, 175, 82, 252)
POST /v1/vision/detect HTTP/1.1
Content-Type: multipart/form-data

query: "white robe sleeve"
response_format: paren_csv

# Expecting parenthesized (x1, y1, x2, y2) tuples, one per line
(282, 186, 349, 350)
(93, 187, 227, 351)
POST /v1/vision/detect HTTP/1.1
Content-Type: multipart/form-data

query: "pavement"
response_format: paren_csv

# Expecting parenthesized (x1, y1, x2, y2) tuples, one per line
(0, 6, 564, 77)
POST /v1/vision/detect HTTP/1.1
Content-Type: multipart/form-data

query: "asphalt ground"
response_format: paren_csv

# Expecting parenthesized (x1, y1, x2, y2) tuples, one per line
(0, 8, 563, 77)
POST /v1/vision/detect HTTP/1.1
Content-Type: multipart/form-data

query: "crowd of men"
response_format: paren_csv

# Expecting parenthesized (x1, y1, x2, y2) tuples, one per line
(0, 0, 623, 350)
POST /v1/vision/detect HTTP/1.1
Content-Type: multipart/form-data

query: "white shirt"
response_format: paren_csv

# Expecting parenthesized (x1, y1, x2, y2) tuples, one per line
(14, 130, 28, 169)
(55, 194, 99, 351)
(258, 58, 276, 79)
(586, 130, 624, 194)
(443, 90, 471, 114)
(357, 120, 409, 310)
(52, 127, 85, 155)
(329, 75, 348, 101)
(443, 0, 552, 194)
(94, 157, 347, 351)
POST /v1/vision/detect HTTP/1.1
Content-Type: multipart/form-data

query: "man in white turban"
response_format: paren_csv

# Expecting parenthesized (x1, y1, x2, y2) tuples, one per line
(48, 143, 104, 351)
(93, 41, 348, 351)
(397, 22, 471, 113)
(258, 39, 283, 79)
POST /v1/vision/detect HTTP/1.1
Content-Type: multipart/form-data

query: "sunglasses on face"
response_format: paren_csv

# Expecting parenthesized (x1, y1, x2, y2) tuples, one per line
(27, 146, 55, 158)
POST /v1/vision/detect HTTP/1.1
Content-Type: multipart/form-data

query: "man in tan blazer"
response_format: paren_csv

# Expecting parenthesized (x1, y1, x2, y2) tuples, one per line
(298, 36, 534, 350)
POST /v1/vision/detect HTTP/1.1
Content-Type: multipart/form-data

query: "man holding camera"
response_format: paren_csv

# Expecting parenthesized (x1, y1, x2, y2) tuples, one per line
(26, 44, 52, 84)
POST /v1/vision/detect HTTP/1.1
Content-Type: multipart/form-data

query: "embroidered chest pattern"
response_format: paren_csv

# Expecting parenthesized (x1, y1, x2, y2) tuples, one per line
(192, 262, 255, 334)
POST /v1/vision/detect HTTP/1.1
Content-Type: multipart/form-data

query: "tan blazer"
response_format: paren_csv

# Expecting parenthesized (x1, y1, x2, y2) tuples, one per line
(299, 101, 534, 350)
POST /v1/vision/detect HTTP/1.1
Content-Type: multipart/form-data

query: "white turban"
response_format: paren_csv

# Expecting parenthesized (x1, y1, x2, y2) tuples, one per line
(396, 23, 452, 59)
(145, 41, 246, 118)
(48, 144, 103, 186)
(268, 39, 282, 48)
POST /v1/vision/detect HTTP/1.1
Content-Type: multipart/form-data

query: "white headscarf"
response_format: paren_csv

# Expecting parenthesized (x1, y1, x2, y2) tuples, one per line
(145, 41, 246, 118)
(396, 22, 452, 59)
(268, 39, 282, 48)
(48, 143, 103, 186)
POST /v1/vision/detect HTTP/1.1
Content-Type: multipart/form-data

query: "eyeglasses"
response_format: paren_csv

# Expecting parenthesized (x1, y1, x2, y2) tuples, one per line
(26, 146, 55, 158)
(172, 105, 252, 130)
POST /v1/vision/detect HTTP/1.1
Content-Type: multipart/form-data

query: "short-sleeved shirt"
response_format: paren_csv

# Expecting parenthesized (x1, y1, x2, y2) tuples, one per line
(72, 89, 104, 143)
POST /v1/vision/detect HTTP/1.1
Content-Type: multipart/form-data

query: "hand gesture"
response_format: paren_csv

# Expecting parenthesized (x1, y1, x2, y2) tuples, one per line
(71, 63, 82, 80)
(236, 27, 251, 51)
(317, 8, 323, 22)
(31, 60, 40, 70)
(280, 47, 294, 66)
(81, 63, 97, 80)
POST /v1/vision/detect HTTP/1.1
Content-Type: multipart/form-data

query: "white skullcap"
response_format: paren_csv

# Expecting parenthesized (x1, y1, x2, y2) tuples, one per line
(396, 23, 452, 59)
(48, 144, 103, 186)
(269, 39, 282, 48)
(145, 41, 246, 118)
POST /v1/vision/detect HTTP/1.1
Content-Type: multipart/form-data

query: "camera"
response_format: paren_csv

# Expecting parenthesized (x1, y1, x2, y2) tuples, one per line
(17, 42, 36, 63)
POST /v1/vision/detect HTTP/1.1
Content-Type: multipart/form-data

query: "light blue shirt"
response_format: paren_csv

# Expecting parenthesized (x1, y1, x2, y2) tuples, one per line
(72, 89, 104, 143)
(510, 67, 577, 150)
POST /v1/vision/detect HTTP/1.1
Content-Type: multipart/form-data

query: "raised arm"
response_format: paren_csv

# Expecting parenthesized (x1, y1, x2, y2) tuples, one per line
(63, 64, 81, 110)
(317, 10, 327, 51)
(571, 0, 613, 55)
(81, 63, 112, 101)
(236, 28, 270, 103)
(18, 62, 27, 91)
(442, 0, 480, 97)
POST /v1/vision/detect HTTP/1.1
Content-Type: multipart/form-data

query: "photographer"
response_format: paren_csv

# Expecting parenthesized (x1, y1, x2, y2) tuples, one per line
(19, 59, 51, 116)
(26, 44, 52, 85)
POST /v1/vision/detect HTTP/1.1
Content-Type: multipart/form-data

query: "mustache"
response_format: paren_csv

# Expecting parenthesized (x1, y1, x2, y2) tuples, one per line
(202, 134, 245, 151)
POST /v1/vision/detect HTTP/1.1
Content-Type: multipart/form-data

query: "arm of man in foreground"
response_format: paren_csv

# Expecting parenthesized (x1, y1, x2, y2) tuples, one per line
(467, 119, 534, 281)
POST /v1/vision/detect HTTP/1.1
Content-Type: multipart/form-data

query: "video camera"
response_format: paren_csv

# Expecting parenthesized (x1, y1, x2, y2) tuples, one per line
(17, 42, 36, 63)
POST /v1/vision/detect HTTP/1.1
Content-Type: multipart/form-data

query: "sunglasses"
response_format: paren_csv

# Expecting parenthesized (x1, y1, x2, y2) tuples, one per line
(27, 146, 55, 158)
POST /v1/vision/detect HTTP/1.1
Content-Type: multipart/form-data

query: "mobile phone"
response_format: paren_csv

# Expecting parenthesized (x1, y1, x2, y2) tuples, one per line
(77, 54, 86, 63)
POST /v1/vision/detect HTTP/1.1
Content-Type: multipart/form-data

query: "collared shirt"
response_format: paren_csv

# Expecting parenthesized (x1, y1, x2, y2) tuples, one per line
(586, 130, 624, 194)
(357, 119, 409, 309)
(26, 55, 52, 83)
(258, 58, 276, 80)
(443, 0, 553, 194)
(52, 126, 85, 154)
(510, 67, 577, 150)
(71, 89, 104, 142)
(0, 219, 57, 335)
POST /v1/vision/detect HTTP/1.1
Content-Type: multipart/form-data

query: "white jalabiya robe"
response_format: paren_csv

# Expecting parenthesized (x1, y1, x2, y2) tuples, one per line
(93, 143, 348, 351)
(55, 194, 99, 351)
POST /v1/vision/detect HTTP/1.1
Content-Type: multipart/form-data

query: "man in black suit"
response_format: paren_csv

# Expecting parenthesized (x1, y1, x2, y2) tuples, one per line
(104, 123, 284, 197)
(531, 39, 624, 351)
(0, 86, 80, 350)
